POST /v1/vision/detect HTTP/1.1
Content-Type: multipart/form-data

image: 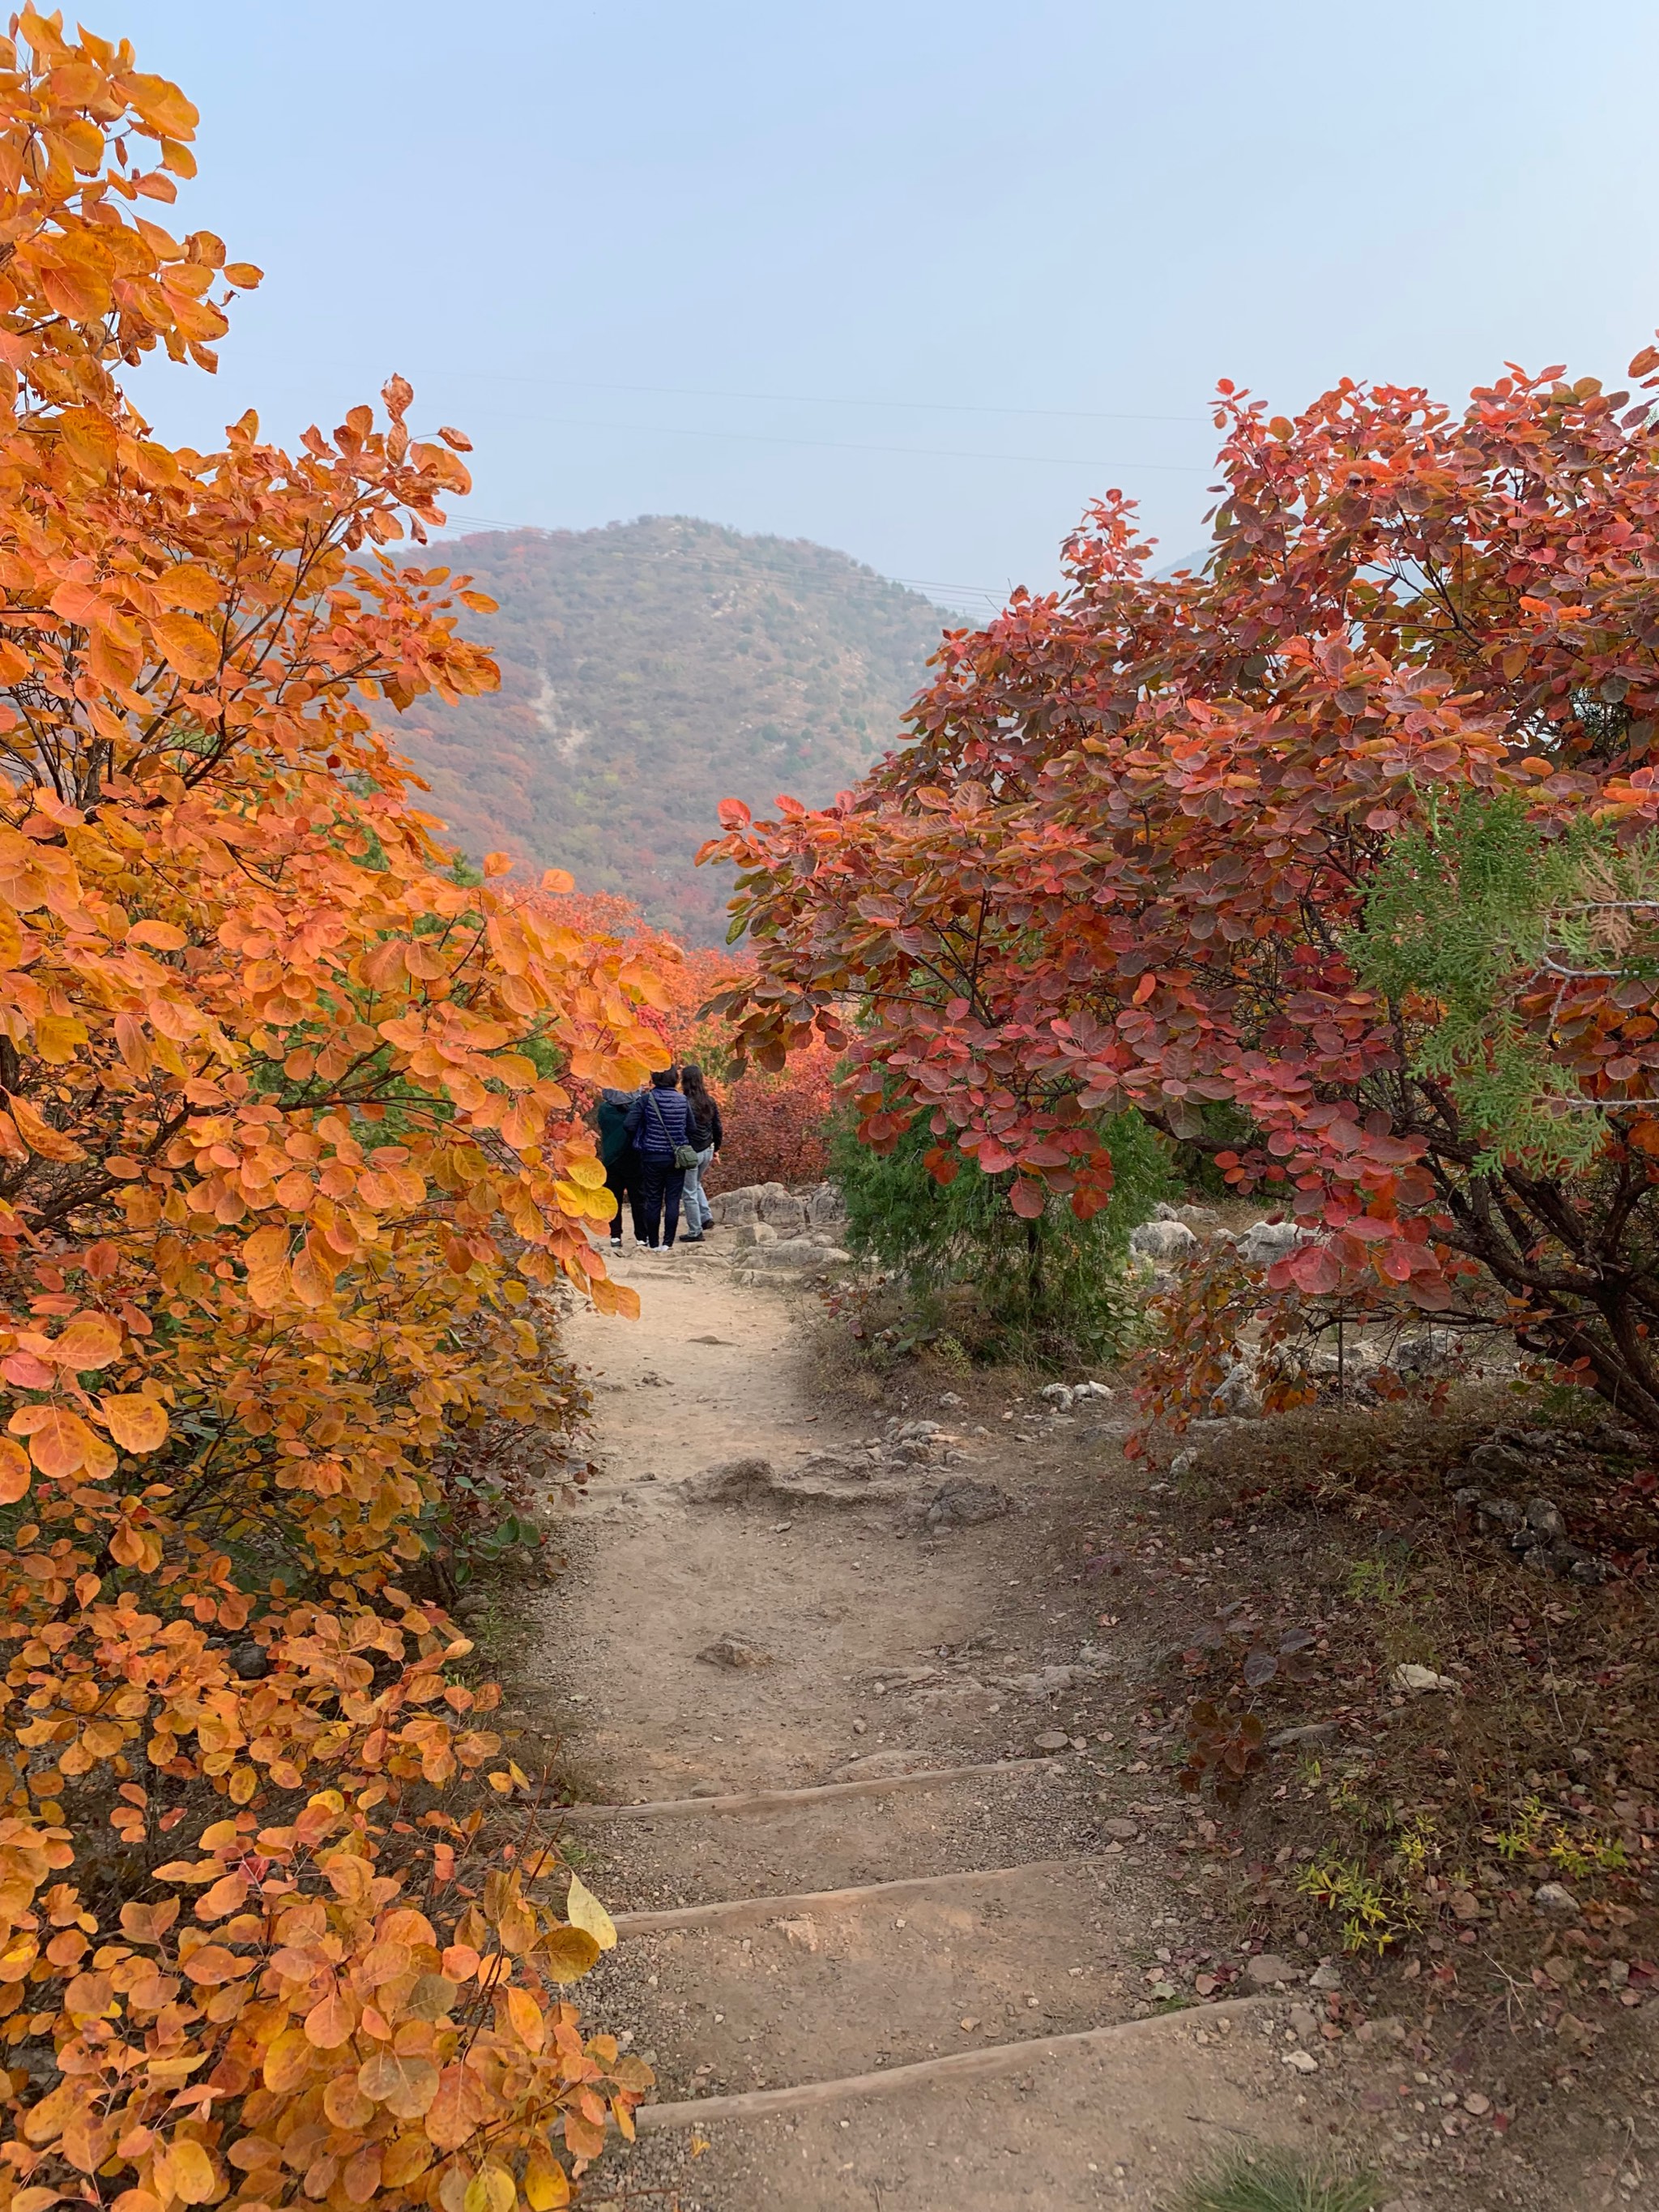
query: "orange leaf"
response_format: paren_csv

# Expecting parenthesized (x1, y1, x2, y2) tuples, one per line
(100, 1395, 168, 1453)
(356, 2048, 439, 2120)
(11, 1406, 93, 1480)
(0, 1440, 30, 1504)
(50, 1312, 122, 1370)
(6, 1092, 85, 1161)
(305, 1985, 356, 2048)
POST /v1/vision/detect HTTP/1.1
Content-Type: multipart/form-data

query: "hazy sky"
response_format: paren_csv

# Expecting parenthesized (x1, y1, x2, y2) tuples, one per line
(115, 0, 1659, 612)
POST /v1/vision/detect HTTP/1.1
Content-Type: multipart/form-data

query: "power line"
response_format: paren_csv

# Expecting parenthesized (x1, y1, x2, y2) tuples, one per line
(437, 369, 1205, 428)
(446, 407, 1212, 473)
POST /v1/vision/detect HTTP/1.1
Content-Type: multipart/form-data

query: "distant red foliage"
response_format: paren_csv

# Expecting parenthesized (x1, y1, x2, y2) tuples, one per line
(710, 1047, 837, 1191)
(534, 891, 836, 1186)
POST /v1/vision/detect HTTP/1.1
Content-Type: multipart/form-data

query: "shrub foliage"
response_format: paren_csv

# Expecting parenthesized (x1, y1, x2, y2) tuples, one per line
(0, 19, 663, 2207)
(706, 336, 1659, 1435)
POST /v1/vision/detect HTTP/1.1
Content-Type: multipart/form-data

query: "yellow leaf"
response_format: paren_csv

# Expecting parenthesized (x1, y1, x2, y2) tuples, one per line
(151, 611, 219, 683)
(564, 1874, 616, 1952)
(565, 1156, 607, 1190)
(164, 2140, 215, 2206)
(52, 1312, 122, 1371)
(505, 1984, 544, 2052)
(463, 2169, 515, 2212)
(32, 1013, 87, 1063)
(522, 2143, 570, 2210)
(6, 1092, 85, 1161)
(538, 1925, 600, 1984)
(100, 1394, 168, 1453)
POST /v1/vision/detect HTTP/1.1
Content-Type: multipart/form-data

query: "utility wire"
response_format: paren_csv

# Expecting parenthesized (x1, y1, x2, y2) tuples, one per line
(447, 408, 1211, 472)
(436, 369, 1204, 426)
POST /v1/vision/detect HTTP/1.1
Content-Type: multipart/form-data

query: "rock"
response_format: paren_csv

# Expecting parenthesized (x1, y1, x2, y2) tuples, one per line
(1100, 1817, 1139, 1841)
(904, 1478, 1013, 1531)
(804, 1182, 847, 1230)
(1307, 1961, 1343, 1991)
(1269, 1722, 1338, 1749)
(1394, 1327, 1464, 1377)
(1034, 1730, 1071, 1753)
(1211, 1361, 1261, 1418)
(1391, 1663, 1456, 1694)
(696, 1634, 770, 1668)
(1468, 1440, 1537, 1484)
(1281, 2049, 1318, 2074)
(1040, 1382, 1074, 1408)
(1236, 1219, 1310, 1269)
(1169, 1448, 1198, 1480)
(1565, 1552, 1614, 1586)
(1288, 2005, 1318, 2040)
(1152, 1202, 1183, 1221)
(232, 1642, 270, 1679)
(710, 1186, 759, 1226)
(1175, 1203, 1221, 1230)
(1534, 1881, 1580, 1914)
(732, 1220, 778, 1247)
(1243, 1954, 1300, 1989)
(1129, 1218, 1199, 1260)
(1525, 1496, 1565, 1542)
(753, 1237, 851, 1270)
(898, 1420, 942, 1440)
(1449, 1484, 1484, 1529)
(938, 1391, 965, 1408)
(1073, 1380, 1112, 1400)
(1476, 1496, 1523, 1536)
(680, 1456, 778, 1505)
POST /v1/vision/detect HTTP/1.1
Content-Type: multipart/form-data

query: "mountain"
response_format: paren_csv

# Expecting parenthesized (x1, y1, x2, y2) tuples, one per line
(388, 517, 953, 943)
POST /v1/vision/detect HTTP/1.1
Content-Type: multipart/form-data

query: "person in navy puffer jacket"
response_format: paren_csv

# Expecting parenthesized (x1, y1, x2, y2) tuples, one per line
(625, 1067, 695, 1249)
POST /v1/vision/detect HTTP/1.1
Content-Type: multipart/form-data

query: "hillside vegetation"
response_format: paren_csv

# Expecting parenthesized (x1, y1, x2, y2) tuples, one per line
(394, 517, 949, 941)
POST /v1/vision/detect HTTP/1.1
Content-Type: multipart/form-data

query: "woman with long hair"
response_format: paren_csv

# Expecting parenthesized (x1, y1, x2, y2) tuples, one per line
(678, 1062, 723, 1242)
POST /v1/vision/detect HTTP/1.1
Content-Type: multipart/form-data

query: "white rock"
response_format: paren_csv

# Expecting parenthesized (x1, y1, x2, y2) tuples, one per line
(1281, 2049, 1319, 2074)
(1129, 1219, 1200, 1260)
(1236, 1219, 1311, 1269)
(1533, 1881, 1580, 1915)
(1391, 1663, 1457, 1694)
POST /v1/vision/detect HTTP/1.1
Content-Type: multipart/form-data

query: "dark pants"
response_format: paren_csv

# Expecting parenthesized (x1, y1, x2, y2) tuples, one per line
(604, 1151, 634, 1244)
(632, 1156, 685, 1248)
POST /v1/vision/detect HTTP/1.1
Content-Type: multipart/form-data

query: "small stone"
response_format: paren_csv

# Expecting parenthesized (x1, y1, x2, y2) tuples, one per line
(1101, 1817, 1139, 1841)
(1534, 1881, 1580, 1915)
(1244, 1954, 1299, 1989)
(1469, 1440, 1539, 1484)
(1034, 1730, 1070, 1753)
(1391, 1663, 1456, 1694)
(1169, 1449, 1198, 1480)
(1269, 1721, 1337, 1749)
(1288, 2006, 1318, 2040)
(851, 1717, 867, 1735)
(232, 1642, 269, 1679)
(1129, 1219, 1199, 1260)
(1525, 1496, 1565, 1542)
(696, 1634, 770, 1669)
(1307, 1962, 1343, 1991)
(1476, 1496, 1523, 1535)
(1281, 2048, 1318, 2073)
(1463, 2092, 1491, 2116)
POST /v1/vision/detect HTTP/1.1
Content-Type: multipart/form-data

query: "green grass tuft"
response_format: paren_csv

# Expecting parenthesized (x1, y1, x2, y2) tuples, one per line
(1171, 2146, 1381, 2212)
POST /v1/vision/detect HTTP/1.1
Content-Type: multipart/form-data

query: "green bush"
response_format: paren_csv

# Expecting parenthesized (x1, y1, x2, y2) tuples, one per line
(830, 1109, 1174, 1369)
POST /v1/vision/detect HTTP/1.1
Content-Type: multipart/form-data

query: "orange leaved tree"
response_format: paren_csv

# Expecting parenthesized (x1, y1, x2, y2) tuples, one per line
(0, 15, 666, 2206)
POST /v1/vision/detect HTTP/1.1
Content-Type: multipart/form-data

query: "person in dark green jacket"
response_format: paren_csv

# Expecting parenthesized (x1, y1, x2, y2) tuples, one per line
(595, 1087, 638, 1250)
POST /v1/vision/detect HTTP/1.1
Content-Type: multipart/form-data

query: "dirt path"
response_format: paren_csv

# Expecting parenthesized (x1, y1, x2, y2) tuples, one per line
(532, 1243, 1350, 2211)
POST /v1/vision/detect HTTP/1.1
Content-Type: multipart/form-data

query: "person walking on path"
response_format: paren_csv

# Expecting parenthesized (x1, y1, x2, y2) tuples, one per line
(625, 1067, 696, 1249)
(678, 1062, 723, 1242)
(594, 1087, 638, 1252)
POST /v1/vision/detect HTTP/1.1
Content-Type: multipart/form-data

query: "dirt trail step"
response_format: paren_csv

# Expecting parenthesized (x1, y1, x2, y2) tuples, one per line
(552, 1245, 1310, 2210)
(589, 1855, 1147, 2090)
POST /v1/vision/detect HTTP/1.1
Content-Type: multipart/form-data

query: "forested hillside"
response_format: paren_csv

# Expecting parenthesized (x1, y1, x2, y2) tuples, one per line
(392, 517, 949, 941)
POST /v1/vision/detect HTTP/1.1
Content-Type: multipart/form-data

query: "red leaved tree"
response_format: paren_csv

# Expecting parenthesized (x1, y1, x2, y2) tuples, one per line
(706, 342, 1659, 1435)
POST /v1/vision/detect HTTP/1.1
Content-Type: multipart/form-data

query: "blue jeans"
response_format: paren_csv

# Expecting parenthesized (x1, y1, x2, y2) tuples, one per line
(682, 1146, 714, 1233)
